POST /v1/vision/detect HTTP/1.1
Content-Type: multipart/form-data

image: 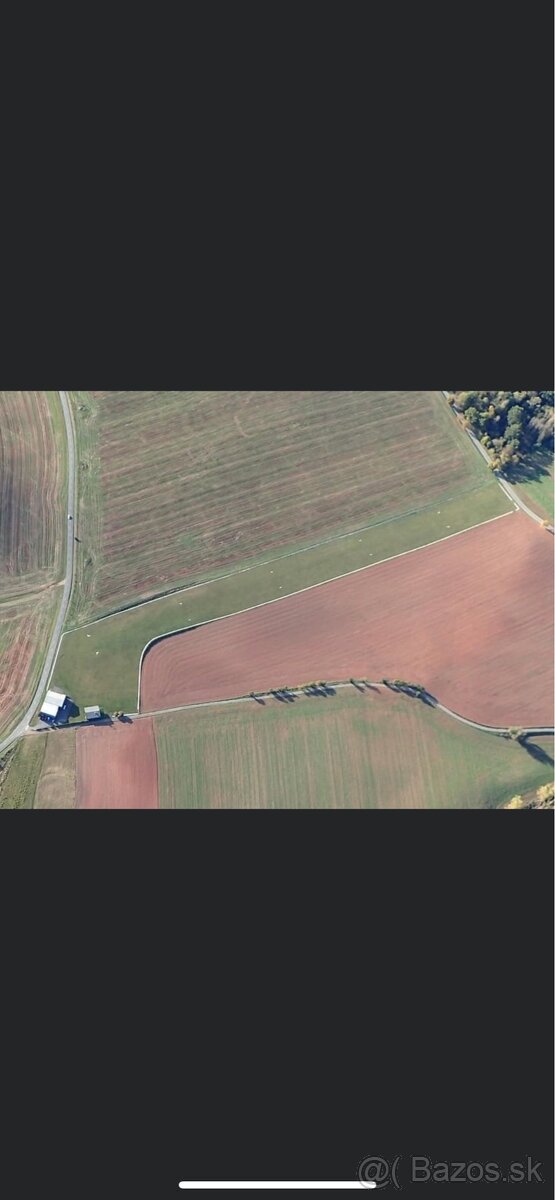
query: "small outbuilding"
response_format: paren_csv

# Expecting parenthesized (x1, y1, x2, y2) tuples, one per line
(84, 705, 102, 721)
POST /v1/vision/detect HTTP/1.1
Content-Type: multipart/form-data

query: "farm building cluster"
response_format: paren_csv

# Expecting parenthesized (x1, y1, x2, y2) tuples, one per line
(39, 691, 103, 727)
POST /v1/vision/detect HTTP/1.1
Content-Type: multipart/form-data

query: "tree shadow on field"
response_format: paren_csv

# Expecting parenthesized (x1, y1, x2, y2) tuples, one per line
(506, 444, 554, 487)
(520, 739, 554, 767)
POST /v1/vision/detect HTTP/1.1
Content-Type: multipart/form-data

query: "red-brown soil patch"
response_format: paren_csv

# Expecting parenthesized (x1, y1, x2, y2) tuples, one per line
(141, 513, 554, 727)
(76, 718, 159, 809)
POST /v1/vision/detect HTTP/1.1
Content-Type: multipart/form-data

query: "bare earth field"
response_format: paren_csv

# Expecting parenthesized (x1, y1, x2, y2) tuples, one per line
(0, 391, 65, 597)
(75, 719, 159, 809)
(141, 513, 554, 728)
(155, 691, 554, 809)
(70, 390, 488, 620)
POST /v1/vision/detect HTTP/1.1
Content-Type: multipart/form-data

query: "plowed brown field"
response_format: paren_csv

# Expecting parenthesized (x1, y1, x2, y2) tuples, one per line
(141, 513, 554, 728)
(76, 719, 158, 809)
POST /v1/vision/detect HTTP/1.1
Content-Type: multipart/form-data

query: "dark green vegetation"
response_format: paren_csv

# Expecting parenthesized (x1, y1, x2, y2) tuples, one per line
(154, 690, 554, 810)
(454, 390, 554, 473)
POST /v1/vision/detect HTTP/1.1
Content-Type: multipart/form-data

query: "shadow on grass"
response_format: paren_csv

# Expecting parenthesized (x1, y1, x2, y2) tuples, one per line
(506, 444, 554, 487)
(520, 738, 554, 767)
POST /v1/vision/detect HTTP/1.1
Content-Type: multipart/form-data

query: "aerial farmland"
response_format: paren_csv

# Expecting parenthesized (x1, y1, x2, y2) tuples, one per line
(0, 391, 66, 744)
(1, 389, 553, 810)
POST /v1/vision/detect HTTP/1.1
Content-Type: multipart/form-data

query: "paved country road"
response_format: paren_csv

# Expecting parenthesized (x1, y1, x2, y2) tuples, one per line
(441, 390, 551, 527)
(124, 682, 555, 738)
(0, 392, 77, 756)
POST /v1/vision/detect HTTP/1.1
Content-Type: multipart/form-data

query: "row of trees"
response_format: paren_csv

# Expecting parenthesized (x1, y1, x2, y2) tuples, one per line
(506, 783, 554, 810)
(448, 391, 554, 471)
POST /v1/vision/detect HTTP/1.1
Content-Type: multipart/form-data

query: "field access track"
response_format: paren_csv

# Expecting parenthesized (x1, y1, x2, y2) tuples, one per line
(141, 513, 554, 729)
(76, 718, 159, 809)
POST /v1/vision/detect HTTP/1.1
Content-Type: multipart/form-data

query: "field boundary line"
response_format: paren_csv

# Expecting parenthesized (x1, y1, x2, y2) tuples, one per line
(63, 482, 504, 634)
(126, 681, 555, 738)
(136, 510, 515, 710)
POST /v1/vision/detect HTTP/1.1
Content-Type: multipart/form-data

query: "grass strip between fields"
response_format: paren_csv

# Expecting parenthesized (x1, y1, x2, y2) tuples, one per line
(53, 482, 512, 714)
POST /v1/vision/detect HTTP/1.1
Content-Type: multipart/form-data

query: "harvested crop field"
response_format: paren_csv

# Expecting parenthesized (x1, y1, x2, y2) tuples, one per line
(76, 719, 158, 809)
(70, 390, 489, 620)
(155, 692, 554, 809)
(34, 729, 77, 810)
(0, 592, 59, 742)
(141, 512, 554, 728)
(0, 391, 65, 597)
(54, 482, 510, 715)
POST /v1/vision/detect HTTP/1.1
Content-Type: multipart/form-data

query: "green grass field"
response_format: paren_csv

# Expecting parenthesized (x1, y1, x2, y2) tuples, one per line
(154, 690, 554, 809)
(66, 390, 496, 624)
(53, 482, 510, 714)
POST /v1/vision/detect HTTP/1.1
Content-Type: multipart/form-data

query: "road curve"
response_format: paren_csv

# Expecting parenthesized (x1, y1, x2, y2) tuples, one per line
(126, 681, 555, 738)
(0, 391, 77, 756)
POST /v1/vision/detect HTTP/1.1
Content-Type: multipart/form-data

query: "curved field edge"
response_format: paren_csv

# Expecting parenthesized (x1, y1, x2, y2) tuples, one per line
(139, 512, 553, 729)
(65, 389, 499, 625)
(53, 489, 511, 715)
(153, 691, 555, 810)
